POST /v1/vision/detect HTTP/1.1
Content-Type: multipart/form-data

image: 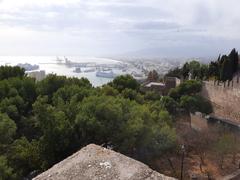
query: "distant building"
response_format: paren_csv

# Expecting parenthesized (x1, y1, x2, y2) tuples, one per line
(143, 82, 166, 95)
(27, 70, 46, 81)
(142, 76, 180, 95)
(164, 77, 181, 92)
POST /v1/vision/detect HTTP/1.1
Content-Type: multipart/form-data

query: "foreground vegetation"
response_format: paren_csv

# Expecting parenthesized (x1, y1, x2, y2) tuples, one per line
(0, 56, 239, 179)
(0, 66, 210, 179)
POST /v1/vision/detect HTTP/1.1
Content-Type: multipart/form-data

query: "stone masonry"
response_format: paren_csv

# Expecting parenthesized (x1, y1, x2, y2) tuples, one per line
(33, 144, 176, 180)
(201, 80, 240, 123)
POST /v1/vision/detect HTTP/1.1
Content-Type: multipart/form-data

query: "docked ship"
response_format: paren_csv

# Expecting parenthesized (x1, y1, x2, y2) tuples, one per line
(17, 63, 39, 71)
(96, 70, 116, 78)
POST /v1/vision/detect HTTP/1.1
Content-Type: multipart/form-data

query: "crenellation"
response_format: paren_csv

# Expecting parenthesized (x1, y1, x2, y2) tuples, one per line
(201, 81, 240, 123)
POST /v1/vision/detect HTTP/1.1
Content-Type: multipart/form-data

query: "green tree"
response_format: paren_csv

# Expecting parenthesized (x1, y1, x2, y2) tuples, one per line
(101, 85, 119, 97)
(160, 96, 179, 114)
(199, 64, 209, 80)
(229, 48, 239, 73)
(33, 97, 75, 167)
(0, 156, 15, 180)
(180, 95, 199, 113)
(0, 96, 26, 124)
(180, 95, 212, 114)
(182, 62, 190, 79)
(209, 61, 219, 80)
(121, 88, 144, 103)
(75, 95, 176, 157)
(144, 91, 161, 101)
(220, 55, 232, 81)
(8, 137, 41, 178)
(194, 95, 213, 114)
(168, 80, 202, 100)
(52, 85, 91, 106)
(110, 75, 140, 92)
(147, 125, 176, 156)
(0, 113, 16, 145)
(37, 75, 91, 101)
(0, 66, 25, 80)
(168, 88, 180, 100)
(166, 67, 182, 79)
(188, 60, 201, 79)
(36, 75, 68, 98)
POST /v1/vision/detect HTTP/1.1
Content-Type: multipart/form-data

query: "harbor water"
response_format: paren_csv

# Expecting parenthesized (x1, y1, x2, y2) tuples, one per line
(0, 56, 129, 87)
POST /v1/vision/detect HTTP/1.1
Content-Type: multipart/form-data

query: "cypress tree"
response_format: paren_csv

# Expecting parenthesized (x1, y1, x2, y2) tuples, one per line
(220, 56, 232, 81)
(229, 48, 239, 73)
(209, 61, 219, 79)
(182, 62, 190, 80)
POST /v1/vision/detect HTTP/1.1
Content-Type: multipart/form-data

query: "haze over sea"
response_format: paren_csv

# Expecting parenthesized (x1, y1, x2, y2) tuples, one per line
(0, 56, 123, 87)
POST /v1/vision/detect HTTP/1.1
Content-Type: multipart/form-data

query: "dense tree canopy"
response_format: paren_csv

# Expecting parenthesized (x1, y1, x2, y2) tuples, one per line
(168, 80, 212, 114)
(168, 80, 202, 100)
(166, 48, 239, 82)
(0, 156, 15, 180)
(0, 70, 178, 179)
(109, 74, 140, 92)
(0, 113, 16, 145)
(0, 49, 237, 179)
(0, 66, 25, 80)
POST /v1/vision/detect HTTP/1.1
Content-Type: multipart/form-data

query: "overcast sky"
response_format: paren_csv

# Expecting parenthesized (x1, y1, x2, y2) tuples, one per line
(0, 0, 240, 57)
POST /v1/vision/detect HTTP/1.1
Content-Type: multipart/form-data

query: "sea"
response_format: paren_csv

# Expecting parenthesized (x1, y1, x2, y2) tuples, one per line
(0, 56, 128, 87)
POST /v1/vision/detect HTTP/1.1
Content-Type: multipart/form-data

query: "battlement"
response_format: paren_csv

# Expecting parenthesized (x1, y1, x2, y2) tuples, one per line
(201, 80, 240, 123)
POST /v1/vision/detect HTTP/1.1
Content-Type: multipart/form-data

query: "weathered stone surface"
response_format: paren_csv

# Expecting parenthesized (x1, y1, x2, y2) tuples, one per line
(33, 144, 176, 180)
(201, 81, 240, 123)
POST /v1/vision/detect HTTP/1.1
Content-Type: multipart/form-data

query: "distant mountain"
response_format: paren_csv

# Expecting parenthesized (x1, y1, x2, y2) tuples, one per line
(118, 46, 220, 59)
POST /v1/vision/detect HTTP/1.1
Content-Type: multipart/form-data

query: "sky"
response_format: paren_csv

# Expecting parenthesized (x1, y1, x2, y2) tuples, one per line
(0, 0, 240, 57)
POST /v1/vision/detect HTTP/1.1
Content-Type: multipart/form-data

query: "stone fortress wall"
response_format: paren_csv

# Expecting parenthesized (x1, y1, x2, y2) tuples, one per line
(201, 75, 240, 123)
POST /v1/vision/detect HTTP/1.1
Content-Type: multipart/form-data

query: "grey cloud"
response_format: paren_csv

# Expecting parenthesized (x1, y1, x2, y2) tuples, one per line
(0, 4, 113, 31)
(100, 5, 169, 19)
(0, 0, 240, 57)
(133, 21, 179, 30)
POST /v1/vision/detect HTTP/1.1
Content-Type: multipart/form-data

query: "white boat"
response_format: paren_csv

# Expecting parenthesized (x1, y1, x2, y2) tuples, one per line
(96, 70, 116, 78)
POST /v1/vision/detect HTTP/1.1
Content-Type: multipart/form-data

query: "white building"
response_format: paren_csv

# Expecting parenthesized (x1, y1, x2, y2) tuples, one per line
(27, 70, 46, 81)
